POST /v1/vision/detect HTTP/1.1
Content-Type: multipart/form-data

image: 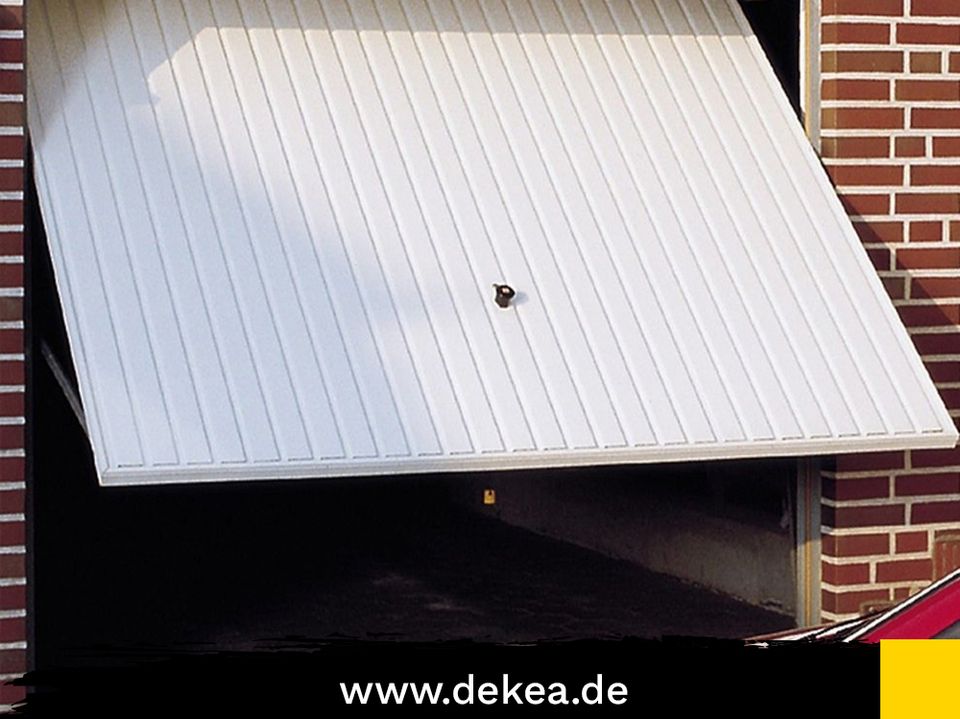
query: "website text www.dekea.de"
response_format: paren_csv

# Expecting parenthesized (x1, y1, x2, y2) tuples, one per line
(341, 673, 628, 707)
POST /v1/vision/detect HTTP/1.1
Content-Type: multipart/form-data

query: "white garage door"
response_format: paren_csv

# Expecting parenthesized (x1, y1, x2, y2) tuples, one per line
(28, 0, 957, 485)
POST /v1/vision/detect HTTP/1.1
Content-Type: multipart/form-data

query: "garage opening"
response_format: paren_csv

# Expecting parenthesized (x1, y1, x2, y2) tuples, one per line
(27, 0, 949, 669)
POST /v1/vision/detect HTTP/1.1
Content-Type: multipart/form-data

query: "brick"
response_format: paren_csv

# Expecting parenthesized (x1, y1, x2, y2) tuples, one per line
(914, 332, 960, 355)
(934, 534, 960, 577)
(0, 394, 24, 417)
(895, 193, 960, 214)
(868, 247, 892, 270)
(0, 136, 23, 161)
(0, 205, 20, 235)
(913, 109, 960, 129)
(0, 522, 23, 547)
(823, 107, 903, 129)
(822, 588, 891, 616)
(822, 22, 891, 44)
(911, 52, 942, 73)
(839, 193, 890, 215)
(822, 136, 890, 158)
(912, 0, 960, 16)
(0, 264, 22, 288)
(828, 164, 903, 186)
(939, 387, 960, 409)
(924, 359, 960, 382)
(0, 297, 17, 322)
(912, 165, 960, 185)
(0, 362, 24, 385)
(883, 276, 907, 300)
(0, 233, 21, 256)
(876, 558, 933, 582)
(0, 297, 20, 323)
(0, 426, 22, 450)
(0, 585, 23, 611)
(896, 80, 960, 102)
(823, 476, 890, 501)
(823, 503, 905, 529)
(0, 103, 22, 127)
(823, 78, 890, 101)
(0, 39, 22, 64)
(897, 304, 959, 326)
(837, 451, 906, 472)
(914, 277, 960, 299)
(897, 24, 960, 44)
(0, 329, 21, 354)
(952, 53, 960, 72)
(0, 650, 26, 675)
(0, 70, 22, 95)
(822, 532, 890, 557)
(822, 51, 903, 73)
(912, 448, 960, 468)
(0, 618, 24, 644)
(894, 586, 912, 600)
(896, 246, 960, 270)
(895, 137, 926, 158)
(909, 220, 945, 242)
(0, 554, 23, 578)
(0, 167, 22, 193)
(0, 6, 22, 30)
(823, 562, 871, 585)
(822, 0, 903, 15)
(912, 500, 960, 523)
(0, 199, 22, 225)
(0, 487, 22, 517)
(0, 457, 22, 483)
(897, 531, 929, 552)
(897, 473, 960, 495)
(854, 221, 902, 243)
(0, 490, 22, 517)
(953, 221, 960, 240)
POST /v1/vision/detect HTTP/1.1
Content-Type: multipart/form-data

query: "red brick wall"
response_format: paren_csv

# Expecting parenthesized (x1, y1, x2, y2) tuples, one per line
(0, 0, 24, 708)
(821, 0, 960, 621)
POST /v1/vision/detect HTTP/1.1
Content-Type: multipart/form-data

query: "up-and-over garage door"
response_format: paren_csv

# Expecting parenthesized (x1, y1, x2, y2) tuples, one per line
(28, 0, 958, 485)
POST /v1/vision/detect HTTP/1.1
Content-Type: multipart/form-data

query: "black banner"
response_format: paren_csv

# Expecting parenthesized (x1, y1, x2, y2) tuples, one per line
(13, 638, 878, 716)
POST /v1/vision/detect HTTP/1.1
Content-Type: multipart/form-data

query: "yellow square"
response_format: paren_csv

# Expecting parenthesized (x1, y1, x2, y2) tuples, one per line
(882, 640, 960, 719)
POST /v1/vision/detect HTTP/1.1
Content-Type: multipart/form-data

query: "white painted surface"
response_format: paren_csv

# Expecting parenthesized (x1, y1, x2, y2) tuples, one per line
(28, 0, 958, 485)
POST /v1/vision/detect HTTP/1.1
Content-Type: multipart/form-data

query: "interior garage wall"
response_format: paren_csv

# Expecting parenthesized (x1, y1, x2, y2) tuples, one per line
(456, 461, 798, 616)
(819, 0, 960, 621)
